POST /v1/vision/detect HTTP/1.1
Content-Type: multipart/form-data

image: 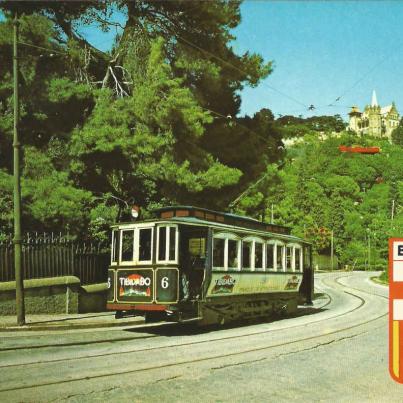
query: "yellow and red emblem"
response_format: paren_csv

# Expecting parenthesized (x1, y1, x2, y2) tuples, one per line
(389, 238, 403, 383)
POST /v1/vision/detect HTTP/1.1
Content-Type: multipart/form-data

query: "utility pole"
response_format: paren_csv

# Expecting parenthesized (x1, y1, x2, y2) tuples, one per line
(13, 12, 25, 326)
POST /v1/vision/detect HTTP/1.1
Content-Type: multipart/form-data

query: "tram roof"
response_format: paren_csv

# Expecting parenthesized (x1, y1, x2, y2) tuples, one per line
(113, 206, 308, 243)
(154, 205, 291, 235)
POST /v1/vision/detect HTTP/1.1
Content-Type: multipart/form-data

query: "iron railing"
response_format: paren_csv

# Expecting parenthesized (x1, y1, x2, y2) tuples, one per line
(0, 233, 109, 285)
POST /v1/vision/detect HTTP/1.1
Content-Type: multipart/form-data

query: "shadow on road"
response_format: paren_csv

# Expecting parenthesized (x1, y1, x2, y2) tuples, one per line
(123, 305, 328, 337)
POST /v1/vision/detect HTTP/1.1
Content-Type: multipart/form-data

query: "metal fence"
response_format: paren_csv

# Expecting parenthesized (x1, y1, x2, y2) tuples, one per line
(0, 233, 109, 285)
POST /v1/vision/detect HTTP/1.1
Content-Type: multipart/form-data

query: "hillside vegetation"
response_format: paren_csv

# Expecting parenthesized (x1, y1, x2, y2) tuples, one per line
(236, 126, 403, 270)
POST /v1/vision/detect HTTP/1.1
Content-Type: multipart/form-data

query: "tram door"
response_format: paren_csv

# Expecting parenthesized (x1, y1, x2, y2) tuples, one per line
(180, 227, 208, 300)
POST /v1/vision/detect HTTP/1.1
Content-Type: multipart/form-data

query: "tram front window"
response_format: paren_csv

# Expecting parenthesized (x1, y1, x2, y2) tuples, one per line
(213, 238, 225, 268)
(139, 228, 152, 261)
(121, 230, 134, 262)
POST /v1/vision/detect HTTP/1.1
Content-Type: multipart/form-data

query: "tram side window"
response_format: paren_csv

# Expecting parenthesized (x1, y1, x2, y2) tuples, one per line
(266, 244, 274, 270)
(254, 242, 263, 270)
(121, 230, 134, 262)
(242, 241, 252, 270)
(111, 230, 120, 263)
(228, 239, 240, 269)
(286, 246, 292, 271)
(139, 228, 152, 261)
(276, 244, 284, 271)
(295, 248, 301, 271)
(213, 238, 225, 268)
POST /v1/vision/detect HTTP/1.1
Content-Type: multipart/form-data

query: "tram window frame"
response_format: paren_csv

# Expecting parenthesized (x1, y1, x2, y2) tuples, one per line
(115, 225, 154, 266)
(240, 236, 265, 271)
(213, 237, 226, 270)
(137, 227, 154, 264)
(227, 238, 241, 271)
(212, 233, 240, 271)
(275, 242, 285, 272)
(266, 242, 275, 271)
(111, 229, 120, 265)
(120, 229, 135, 264)
(156, 225, 178, 264)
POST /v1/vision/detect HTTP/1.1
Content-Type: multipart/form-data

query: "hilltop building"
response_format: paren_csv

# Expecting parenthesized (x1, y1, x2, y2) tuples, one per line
(348, 91, 399, 140)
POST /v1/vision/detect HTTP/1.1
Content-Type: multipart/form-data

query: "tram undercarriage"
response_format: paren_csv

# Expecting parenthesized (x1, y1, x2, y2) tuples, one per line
(109, 292, 301, 326)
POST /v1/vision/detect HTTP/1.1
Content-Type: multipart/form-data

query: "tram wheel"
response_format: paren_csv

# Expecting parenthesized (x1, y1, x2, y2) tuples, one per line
(115, 310, 124, 319)
(145, 311, 166, 323)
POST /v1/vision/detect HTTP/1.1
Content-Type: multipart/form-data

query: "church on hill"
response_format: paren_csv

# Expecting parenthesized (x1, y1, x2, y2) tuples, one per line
(348, 91, 400, 140)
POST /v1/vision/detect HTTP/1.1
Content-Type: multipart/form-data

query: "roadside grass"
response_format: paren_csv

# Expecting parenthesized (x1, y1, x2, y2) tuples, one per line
(371, 270, 388, 285)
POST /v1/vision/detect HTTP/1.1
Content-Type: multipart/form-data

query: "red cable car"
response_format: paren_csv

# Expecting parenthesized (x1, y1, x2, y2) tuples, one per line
(339, 145, 380, 154)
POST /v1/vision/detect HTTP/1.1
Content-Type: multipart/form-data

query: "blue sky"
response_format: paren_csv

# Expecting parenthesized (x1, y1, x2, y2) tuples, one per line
(70, 1, 403, 120)
(231, 1, 403, 119)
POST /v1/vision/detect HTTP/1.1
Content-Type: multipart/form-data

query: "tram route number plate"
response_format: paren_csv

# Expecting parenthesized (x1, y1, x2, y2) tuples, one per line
(389, 238, 403, 384)
(156, 268, 179, 303)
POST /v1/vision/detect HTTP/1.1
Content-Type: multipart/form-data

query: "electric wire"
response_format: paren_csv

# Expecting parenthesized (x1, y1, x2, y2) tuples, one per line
(173, 31, 309, 109)
(327, 51, 395, 107)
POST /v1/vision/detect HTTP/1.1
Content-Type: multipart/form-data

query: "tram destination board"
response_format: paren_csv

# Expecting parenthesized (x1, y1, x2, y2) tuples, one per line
(116, 269, 153, 303)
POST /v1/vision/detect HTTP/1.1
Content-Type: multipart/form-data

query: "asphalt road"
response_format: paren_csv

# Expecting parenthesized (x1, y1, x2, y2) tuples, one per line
(0, 272, 400, 402)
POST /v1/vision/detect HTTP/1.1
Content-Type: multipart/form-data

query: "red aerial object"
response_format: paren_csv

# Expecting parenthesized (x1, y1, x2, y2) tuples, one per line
(339, 145, 380, 154)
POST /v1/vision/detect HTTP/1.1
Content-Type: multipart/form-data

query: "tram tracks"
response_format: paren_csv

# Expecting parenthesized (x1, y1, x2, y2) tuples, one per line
(0, 274, 381, 370)
(0, 314, 386, 394)
(0, 287, 347, 370)
(0, 273, 388, 395)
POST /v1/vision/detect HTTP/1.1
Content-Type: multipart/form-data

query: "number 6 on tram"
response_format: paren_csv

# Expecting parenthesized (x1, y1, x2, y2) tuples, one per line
(107, 206, 313, 325)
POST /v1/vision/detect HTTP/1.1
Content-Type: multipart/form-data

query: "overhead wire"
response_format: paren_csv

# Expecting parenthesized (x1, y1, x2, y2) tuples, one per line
(326, 50, 395, 107)
(171, 30, 309, 109)
(17, 41, 68, 56)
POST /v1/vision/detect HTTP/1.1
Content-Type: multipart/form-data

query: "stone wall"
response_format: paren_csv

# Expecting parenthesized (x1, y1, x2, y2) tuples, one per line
(0, 277, 108, 315)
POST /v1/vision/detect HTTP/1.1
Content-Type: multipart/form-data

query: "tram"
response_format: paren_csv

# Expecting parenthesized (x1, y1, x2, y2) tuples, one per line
(107, 206, 313, 325)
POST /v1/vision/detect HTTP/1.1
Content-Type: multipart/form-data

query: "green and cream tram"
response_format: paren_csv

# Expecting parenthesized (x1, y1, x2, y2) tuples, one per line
(107, 206, 313, 325)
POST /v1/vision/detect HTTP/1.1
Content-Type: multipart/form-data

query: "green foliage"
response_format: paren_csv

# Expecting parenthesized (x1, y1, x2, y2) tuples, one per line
(22, 147, 93, 233)
(392, 124, 403, 146)
(268, 132, 402, 268)
(276, 114, 346, 138)
(0, 4, 275, 239)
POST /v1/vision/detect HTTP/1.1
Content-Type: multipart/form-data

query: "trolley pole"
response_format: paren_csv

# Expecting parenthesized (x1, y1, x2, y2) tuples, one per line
(13, 11, 25, 326)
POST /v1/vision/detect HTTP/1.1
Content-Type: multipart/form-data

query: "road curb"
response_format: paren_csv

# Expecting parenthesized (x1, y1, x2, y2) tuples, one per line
(0, 317, 145, 332)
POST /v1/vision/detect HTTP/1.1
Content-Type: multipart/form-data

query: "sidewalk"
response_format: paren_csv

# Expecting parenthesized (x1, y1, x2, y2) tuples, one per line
(0, 312, 144, 332)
